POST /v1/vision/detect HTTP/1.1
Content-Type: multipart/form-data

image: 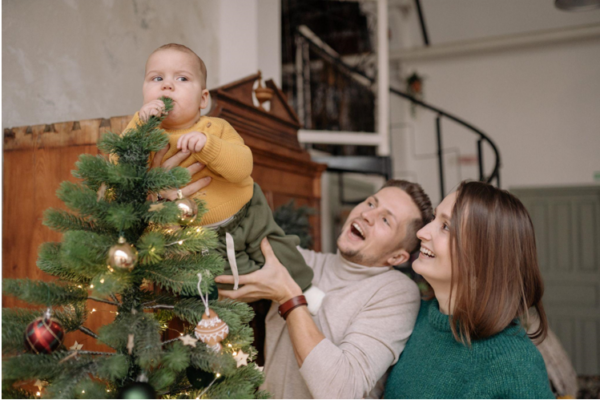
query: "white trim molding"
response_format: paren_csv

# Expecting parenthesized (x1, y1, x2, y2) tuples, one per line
(391, 23, 600, 62)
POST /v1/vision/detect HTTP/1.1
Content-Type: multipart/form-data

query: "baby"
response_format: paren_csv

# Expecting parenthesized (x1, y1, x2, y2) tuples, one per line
(123, 43, 323, 312)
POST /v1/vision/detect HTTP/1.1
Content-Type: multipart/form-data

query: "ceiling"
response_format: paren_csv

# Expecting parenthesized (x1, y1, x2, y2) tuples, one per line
(418, 0, 600, 45)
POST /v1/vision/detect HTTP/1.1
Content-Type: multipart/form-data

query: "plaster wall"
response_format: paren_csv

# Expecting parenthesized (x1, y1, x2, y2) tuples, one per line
(2, 0, 281, 129)
(395, 38, 600, 203)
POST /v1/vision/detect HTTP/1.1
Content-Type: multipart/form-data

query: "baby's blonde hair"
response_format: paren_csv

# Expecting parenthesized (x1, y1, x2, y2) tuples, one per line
(151, 43, 207, 88)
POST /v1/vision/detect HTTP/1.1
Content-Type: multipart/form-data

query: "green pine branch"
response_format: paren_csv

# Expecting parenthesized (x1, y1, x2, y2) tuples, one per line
(59, 231, 116, 279)
(141, 256, 224, 296)
(274, 200, 315, 248)
(37, 243, 89, 284)
(72, 154, 111, 191)
(56, 181, 109, 218)
(2, 279, 88, 306)
(144, 166, 193, 195)
(43, 209, 109, 234)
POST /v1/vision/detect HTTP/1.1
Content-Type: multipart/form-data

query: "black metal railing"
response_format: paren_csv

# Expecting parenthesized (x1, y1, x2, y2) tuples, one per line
(296, 27, 502, 198)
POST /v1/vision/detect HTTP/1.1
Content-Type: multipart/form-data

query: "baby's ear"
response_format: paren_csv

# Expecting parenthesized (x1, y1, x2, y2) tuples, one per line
(200, 89, 210, 109)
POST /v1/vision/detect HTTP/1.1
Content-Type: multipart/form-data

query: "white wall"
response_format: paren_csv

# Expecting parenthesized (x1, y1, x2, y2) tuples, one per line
(396, 38, 600, 203)
(2, 0, 220, 128)
(2, 0, 281, 129)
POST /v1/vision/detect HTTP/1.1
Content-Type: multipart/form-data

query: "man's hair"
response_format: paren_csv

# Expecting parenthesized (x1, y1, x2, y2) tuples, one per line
(448, 181, 548, 345)
(151, 43, 207, 88)
(380, 179, 433, 254)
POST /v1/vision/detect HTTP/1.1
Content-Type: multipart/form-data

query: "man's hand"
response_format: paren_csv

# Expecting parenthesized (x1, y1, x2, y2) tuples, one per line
(219, 238, 325, 368)
(177, 131, 207, 153)
(216, 238, 303, 304)
(139, 99, 165, 122)
(149, 144, 210, 201)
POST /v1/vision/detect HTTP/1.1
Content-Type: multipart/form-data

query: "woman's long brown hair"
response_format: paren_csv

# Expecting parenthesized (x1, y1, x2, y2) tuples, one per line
(447, 181, 548, 345)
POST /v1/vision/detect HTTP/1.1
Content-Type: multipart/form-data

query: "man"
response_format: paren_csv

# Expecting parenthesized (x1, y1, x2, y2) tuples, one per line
(217, 180, 433, 398)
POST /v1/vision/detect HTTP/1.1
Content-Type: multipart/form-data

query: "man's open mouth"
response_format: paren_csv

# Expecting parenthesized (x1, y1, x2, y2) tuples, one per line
(350, 222, 365, 240)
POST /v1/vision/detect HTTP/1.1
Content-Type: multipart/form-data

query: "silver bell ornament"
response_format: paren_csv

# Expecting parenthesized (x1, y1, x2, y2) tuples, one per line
(108, 236, 138, 270)
(174, 189, 198, 226)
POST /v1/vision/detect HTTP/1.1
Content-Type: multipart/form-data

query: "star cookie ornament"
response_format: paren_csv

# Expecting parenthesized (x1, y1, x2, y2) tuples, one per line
(179, 334, 198, 348)
(69, 341, 83, 351)
(233, 349, 249, 368)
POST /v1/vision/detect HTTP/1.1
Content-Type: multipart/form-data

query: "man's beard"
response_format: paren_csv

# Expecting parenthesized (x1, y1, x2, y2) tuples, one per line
(337, 238, 374, 266)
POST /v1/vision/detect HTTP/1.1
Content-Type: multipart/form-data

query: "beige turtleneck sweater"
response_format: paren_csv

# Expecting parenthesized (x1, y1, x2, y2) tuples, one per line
(262, 248, 421, 399)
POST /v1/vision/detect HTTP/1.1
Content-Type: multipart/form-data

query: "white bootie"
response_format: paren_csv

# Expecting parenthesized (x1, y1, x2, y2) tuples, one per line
(303, 285, 326, 315)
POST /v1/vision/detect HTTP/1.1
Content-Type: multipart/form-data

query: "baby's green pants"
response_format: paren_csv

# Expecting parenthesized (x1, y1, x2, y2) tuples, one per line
(211, 183, 313, 292)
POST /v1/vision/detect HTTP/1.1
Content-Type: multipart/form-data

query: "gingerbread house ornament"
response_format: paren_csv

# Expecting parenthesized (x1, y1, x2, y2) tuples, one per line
(194, 309, 229, 351)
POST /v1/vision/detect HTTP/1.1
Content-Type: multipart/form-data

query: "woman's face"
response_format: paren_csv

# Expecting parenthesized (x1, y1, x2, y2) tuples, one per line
(412, 191, 457, 287)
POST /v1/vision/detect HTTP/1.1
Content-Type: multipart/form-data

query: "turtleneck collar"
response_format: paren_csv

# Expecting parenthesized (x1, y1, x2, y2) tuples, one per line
(333, 251, 393, 281)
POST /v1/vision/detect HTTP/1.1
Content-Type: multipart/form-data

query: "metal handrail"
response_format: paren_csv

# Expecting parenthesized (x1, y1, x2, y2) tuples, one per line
(296, 27, 502, 191)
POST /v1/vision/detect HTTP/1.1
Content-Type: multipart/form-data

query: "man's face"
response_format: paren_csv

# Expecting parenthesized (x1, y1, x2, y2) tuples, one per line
(143, 49, 209, 130)
(337, 187, 420, 267)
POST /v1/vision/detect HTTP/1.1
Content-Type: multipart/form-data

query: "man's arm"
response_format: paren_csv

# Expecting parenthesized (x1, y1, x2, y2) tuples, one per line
(298, 280, 419, 399)
(216, 239, 325, 366)
(217, 239, 420, 398)
(284, 298, 325, 366)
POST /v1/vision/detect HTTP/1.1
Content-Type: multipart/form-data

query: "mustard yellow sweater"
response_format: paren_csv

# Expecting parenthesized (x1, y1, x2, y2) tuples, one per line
(123, 113, 254, 225)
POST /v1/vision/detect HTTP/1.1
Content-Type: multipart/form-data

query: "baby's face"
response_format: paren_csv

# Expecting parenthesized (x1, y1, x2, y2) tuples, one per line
(143, 49, 209, 130)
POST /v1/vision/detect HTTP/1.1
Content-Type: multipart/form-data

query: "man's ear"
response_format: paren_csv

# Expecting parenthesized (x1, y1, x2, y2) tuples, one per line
(200, 89, 210, 109)
(386, 249, 409, 267)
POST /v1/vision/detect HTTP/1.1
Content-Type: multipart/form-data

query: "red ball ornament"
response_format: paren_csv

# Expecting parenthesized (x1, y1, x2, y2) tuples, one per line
(24, 309, 64, 354)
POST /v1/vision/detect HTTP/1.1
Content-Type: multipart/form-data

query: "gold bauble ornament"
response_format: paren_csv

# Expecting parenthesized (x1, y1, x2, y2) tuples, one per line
(194, 308, 229, 352)
(108, 236, 138, 270)
(174, 189, 198, 226)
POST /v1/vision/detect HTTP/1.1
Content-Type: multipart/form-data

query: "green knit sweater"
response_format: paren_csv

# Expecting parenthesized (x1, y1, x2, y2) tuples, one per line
(384, 300, 555, 399)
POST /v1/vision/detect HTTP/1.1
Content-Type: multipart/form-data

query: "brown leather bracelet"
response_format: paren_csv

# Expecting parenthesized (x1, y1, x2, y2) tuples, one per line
(278, 295, 307, 320)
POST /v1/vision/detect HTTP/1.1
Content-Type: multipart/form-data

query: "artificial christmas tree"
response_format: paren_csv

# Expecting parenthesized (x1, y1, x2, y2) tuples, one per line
(2, 98, 266, 399)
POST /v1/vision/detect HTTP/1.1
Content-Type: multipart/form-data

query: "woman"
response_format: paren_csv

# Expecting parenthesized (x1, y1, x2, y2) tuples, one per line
(384, 181, 554, 399)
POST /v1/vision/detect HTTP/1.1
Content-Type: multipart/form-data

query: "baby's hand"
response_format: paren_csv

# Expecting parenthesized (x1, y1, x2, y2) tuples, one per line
(177, 131, 207, 153)
(139, 99, 165, 122)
